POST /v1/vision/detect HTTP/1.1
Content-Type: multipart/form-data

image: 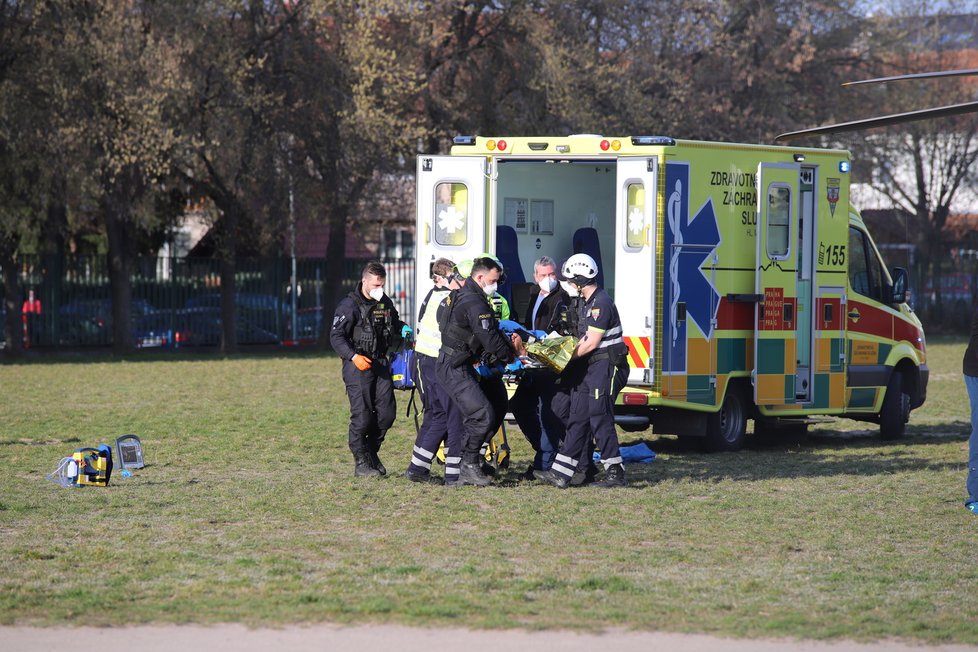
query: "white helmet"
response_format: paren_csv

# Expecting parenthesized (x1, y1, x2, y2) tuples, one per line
(561, 253, 599, 285)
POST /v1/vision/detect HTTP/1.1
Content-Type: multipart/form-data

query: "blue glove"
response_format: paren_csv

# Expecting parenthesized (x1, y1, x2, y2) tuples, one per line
(474, 364, 492, 378)
(498, 319, 524, 334)
(401, 324, 414, 342)
(504, 359, 524, 373)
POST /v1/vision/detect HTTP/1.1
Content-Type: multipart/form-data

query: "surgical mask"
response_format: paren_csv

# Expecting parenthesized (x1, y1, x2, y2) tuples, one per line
(482, 282, 498, 297)
(368, 287, 384, 302)
(560, 280, 580, 298)
(538, 277, 558, 293)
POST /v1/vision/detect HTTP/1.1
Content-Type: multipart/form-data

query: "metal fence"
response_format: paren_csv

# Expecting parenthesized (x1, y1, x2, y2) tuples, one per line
(878, 244, 978, 332)
(5, 248, 974, 348)
(4, 255, 416, 349)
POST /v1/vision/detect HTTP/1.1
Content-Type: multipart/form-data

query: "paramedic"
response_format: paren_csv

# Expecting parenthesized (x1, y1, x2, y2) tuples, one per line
(510, 255, 571, 477)
(962, 307, 978, 515)
(437, 256, 519, 486)
(534, 253, 629, 488)
(405, 258, 463, 484)
(330, 261, 409, 478)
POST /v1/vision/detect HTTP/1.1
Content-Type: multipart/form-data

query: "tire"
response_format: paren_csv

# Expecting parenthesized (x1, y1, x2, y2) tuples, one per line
(704, 386, 748, 452)
(879, 370, 910, 440)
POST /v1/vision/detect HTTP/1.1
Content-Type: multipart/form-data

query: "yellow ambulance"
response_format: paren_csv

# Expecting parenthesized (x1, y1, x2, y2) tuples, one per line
(415, 135, 928, 451)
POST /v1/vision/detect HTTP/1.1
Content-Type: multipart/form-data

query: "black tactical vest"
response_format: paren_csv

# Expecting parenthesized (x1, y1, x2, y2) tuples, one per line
(557, 296, 583, 337)
(437, 289, 481, 366)
(351, 292, 392, 357)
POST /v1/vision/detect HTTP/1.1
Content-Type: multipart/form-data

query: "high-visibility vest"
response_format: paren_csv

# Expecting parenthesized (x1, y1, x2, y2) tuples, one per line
(415, 287, 451, 357)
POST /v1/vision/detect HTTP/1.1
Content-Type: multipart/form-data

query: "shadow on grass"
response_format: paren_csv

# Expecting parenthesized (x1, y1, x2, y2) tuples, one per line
(0, 345, 335, 366)
(0, 436, 82, 447)
(493, 423, 970, 488)
(630, 427, 966, 484)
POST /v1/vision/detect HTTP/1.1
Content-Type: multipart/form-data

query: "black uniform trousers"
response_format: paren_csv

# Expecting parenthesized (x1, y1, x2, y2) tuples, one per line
(341, 358, 396, 456)
(408, 352, 464, 478)
(436, 353, 508, 458)
(551, 355, 629, 480)
(510, 368, 567, 470)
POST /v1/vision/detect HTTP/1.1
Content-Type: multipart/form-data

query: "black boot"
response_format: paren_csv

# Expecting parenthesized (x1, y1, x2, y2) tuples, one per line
(370, 451, 387, 476)
(458, 453, 491, 486)
(533, 468, 569, 489)
(570, 460, 599, 486)
(593, 463, 627, 488)
(405, 468, 443, 485)
(354, 452, 381, 478)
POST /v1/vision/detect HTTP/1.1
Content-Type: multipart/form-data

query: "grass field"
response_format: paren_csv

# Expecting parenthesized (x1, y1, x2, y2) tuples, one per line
(0, 338, 975, 643)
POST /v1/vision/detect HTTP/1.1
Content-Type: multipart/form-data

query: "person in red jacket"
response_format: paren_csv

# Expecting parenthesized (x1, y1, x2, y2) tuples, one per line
(22, 288, 42, 348)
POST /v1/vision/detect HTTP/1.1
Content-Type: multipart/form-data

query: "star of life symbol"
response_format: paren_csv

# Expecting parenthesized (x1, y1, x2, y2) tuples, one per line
(667, 178, 720, 344)
(438, 205, 466, 234)
(627, 206, 644, 235)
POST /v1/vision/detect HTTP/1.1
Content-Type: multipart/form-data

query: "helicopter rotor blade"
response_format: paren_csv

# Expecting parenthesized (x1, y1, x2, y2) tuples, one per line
(774, 100, 978, 143)
(842, 68, 978, 86)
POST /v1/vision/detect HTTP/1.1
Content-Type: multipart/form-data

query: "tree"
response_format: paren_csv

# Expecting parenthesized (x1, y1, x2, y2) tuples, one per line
(843, 3, 978, 325)
(407, 1, 865, 145)
(0, 0, 38, 354)
(40, 0, 191, 354)
(175, 0, 298, 352)
(278, 0, 425, 345)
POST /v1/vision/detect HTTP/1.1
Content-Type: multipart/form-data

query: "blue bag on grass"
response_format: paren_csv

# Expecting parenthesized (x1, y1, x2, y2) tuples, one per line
(594, 442, 656, 465)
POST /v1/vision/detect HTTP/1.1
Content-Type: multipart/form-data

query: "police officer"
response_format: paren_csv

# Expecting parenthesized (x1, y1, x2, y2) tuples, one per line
(437, 256, 518, 486)
(330, 261, 409, 477)
(534, 253, 629, 488)
(405, 258, 463, 484)
(510, 256, 572, 477)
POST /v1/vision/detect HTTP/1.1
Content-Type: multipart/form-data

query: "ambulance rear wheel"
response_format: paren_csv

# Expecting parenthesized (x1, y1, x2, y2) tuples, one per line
(879, 370, 910, 440)
(704, 386, 748, 452)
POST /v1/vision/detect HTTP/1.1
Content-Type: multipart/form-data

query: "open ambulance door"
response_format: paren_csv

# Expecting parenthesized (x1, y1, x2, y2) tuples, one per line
(415, 155, 489, 321)
(754, 162, 801, 406)
(614, 157, 657, 386)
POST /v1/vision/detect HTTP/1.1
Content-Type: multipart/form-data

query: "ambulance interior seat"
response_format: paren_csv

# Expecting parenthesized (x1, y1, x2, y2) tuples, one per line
(495, 225, 526, 304)
(510, 281, 534, 328)
(573, 227, 605, 288)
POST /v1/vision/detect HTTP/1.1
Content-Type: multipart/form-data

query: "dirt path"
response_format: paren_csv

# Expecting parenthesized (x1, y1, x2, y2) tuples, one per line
(3, 624, 977, 652)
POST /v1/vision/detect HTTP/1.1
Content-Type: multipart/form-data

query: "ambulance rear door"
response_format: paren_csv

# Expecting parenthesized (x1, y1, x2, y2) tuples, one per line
(754, 162, 801, 406)
(614, 156, 657, 386)
(415, 155, 489, 319)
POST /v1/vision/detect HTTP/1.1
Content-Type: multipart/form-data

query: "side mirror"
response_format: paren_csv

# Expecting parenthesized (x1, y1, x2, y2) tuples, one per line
(890, 267, 908, 305)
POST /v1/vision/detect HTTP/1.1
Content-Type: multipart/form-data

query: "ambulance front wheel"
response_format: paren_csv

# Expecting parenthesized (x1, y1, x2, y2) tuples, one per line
(879, 370, 910, 440)
(704, 386, 748, 452)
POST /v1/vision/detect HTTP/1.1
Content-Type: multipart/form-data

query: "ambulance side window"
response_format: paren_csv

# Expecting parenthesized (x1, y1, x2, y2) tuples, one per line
(625, 183, 645, 250)
(766, 184, 790, 258)
(848, 227, 883, 301)
(434, 182, 468, 246)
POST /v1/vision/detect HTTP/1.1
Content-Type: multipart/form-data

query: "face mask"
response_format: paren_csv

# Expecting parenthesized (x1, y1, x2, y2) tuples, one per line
(560, 280, 579, 298)
(482, 282, 498, 297)
(538, 277, 558, 293)
(368, 287, 384, 302)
